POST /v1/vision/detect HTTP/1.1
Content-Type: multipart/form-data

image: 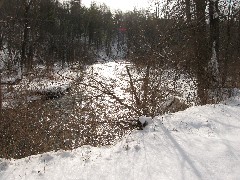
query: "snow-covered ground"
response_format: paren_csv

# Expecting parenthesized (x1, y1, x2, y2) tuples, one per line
(2, 64, 81, 108)
(85, 61, 196, 109)
(1, 91, 240, 180)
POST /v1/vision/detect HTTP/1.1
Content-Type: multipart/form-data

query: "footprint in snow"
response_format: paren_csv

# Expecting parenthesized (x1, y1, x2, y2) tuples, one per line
(40, 154, 54, 163)
(60, 152, 73, 158)
(106, 157, 111, 161)
(0, 161, 8, 171)
(134, 145, 141, 151)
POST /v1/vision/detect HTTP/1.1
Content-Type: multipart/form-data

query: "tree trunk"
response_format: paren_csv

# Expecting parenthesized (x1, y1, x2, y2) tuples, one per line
(194, 0, 209, 104)
(238, 10, 240, 50)
(0, 26, 2, 121)
(209, 0, 220, 87)
(0, 0, 4, 120)
(222, 0, 232, 86)
(185, 0, 191, 22)
(209, 0, 219, 56)
(21, 0, 33, 72)
(0, 71, 2, 120)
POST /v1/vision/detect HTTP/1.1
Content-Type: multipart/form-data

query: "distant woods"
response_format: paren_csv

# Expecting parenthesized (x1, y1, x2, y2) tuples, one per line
(0, 0, 240, 103)
(0, 0, 124, 71)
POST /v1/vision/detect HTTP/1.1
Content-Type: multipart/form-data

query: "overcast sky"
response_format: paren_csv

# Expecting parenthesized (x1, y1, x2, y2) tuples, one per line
(64, 0, 151, 12)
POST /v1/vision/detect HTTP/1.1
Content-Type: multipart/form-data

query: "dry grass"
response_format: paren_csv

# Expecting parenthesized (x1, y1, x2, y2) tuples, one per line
(0, 91, 139, 159)
(0, 61, 192, 160)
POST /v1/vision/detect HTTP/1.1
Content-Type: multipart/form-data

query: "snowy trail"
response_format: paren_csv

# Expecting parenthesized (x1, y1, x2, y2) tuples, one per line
(1, 95, 240, 180)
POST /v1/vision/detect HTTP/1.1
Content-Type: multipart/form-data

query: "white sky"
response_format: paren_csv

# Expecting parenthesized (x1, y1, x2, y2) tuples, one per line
(69, 0, 151, 12)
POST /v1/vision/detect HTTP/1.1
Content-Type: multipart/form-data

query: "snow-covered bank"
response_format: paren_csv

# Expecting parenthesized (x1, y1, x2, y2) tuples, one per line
(1, 93, 240, 180)
(2, 64, 81, 108)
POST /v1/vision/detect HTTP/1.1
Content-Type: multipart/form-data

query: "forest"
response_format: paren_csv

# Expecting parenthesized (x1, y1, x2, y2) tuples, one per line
(0, 0, 240, 160)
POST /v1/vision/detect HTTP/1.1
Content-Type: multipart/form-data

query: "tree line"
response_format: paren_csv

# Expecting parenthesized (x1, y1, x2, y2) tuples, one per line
(0, 0, 125, 72)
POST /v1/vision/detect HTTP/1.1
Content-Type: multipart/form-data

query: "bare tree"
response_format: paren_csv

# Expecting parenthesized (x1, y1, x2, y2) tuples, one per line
(21, 0, 34, 72)
(0, 0, 4, 121)
(239, 9, 240, 49)
(193, 0, 209, 104)
(208, 0, 220, 87)
(185, 0, 191, 22)
(222, 0, 233, 86)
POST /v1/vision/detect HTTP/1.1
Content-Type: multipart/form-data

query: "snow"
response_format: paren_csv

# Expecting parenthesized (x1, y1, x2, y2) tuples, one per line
(139, 116, 153, 125)
(85, 61, 197, 114)
(1, 91, 240, 180)
(2, 65, 80, 108)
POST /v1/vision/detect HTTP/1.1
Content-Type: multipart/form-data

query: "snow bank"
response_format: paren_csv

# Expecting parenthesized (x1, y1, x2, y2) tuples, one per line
(2, 65, 80, 108)
(27, 67, 79, 94)
(1, 93, 240, 180)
